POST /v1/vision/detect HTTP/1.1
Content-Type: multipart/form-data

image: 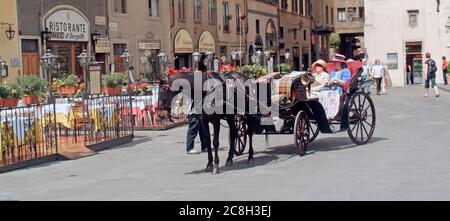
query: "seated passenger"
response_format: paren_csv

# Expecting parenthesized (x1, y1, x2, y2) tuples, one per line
(308, 59, 330, 99)
(326, 54, 352, 95)
(319, 54, 352, 120)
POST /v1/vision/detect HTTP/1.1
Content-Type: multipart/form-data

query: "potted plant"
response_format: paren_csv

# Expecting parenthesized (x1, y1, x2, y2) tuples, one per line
(276, 63, 292, 75)
(0, 83, 21, 108)
(240, 64, 268, 78)
(16, 75, 48, 105)
(54, 74, 79, 95)
(102, 72, 125, 95)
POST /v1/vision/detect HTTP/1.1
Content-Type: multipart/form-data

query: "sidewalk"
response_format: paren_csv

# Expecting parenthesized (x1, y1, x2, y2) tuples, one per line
(438, 84, 450, 93)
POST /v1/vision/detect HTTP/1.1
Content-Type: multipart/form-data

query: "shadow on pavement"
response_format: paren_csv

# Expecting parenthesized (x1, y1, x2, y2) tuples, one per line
(185, 136, 387, 175)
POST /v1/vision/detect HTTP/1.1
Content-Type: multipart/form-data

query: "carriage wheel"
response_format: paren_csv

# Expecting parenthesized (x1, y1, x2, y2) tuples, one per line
(347, 91, 376, 145)
(309, 121, 320, 143)
(233, 118, 247, 156)
(294, 111, 310, 156)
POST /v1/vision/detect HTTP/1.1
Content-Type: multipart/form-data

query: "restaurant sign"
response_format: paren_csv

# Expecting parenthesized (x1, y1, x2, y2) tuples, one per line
(139, 41, 161, 50)
(95, 39, 111, 53)
(45, 9, 90, 42)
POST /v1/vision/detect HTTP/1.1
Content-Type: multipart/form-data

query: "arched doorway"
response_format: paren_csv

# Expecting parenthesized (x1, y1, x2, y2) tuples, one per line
(249, 35, 264, 64)
(173, 29, 194, 69)
(265, 19, 277, 66)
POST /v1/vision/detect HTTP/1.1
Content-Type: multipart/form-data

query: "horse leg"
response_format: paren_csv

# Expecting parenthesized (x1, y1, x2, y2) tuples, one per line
(226, 116, 237, 166)
(247, 116, 255, 164)
(203, 118, 214, 173)
(212, 118, 221, 174)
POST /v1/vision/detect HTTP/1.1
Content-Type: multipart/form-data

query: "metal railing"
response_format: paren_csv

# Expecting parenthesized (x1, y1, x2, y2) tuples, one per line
(82, 94, 134, 147)
(0, 103, 58, 167)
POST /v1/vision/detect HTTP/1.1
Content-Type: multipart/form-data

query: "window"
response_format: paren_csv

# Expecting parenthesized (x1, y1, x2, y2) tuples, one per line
(337, 8, 346, 22)
(293, 29, 297, 40)
(279, 26, 284, 39)
(348, 7, 357, 21)
(359, 7, 365, 19)
(326, 6, 329, 24)
(114, 0, 127, 13)
(300, 0, 304, 15)
(223, 2, 230, 32)
(236, 4, 242, 32)
(149, 0, 158, 17)
(303, 30, 307, 41)
(208, 0, 216, 24)
(281, 0, 288, 10)
(179, 0, 185, 19)
(331, 7, 334, 25)
(256, 19, 260, 34)
(194, 0, 201, 20)
(292, 0, 298, 13)
(408, 10, 419, 28)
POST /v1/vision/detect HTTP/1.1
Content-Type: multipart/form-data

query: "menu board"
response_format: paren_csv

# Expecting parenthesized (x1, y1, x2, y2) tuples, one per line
(89, 65, 102, 94)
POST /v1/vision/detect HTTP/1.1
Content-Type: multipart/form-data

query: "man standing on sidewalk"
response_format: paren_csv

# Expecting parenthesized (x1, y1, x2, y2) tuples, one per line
(186, 98, 208, 154)
(424, 53, 440, 97)
(443, 56, 448, 85)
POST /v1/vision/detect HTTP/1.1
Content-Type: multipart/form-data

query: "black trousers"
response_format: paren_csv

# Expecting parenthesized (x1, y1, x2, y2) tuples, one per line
(186, 114, 208, 152)
(444, 71, 448, 85)
(375, 77, 382, 94)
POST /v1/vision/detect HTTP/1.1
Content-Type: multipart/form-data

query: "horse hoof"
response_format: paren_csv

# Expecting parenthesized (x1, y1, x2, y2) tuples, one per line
(247, 158, 254, 164)
(205, 165, 213, 173)
(226, 159, 233, 166)
(212, 165, 220, 174)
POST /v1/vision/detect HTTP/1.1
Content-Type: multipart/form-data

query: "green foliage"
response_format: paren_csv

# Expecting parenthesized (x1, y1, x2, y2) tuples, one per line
(275, 63, 292, 73)
(16, 75, 48, 98)
(239, 64, 268, 78)
(102, 72, 126, 88)
(0, 83, 21, 99)
(54, 74, 79, 87)
(330, 33, 341, 47)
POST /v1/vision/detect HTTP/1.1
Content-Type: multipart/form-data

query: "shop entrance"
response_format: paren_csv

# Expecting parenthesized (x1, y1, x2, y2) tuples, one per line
(405, 42, 423, 84)
(47, 41, 87, 78)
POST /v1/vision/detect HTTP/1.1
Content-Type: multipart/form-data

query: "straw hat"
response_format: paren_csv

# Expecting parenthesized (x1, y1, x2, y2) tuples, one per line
(312, 59, 327, 70)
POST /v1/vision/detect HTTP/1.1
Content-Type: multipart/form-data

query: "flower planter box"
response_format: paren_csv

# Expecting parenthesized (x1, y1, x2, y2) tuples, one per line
(57, 86, 78, 95)
(102, 87, 122, 95)
(0, 98, 19, 108)
(23, 95, 39, 106)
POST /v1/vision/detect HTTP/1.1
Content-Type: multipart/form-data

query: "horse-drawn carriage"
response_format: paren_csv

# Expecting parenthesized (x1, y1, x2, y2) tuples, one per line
(232, 60, 376, 156)
(166, 61, 376, 173)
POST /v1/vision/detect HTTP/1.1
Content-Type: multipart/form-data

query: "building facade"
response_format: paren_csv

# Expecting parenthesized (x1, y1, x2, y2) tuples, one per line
(169, 0, 219, 70)
(365, 0, 450, 87)
(17, 0, 109, 78)
(279, 0, 312, 71)
(0, 0, 21, 82)
(335, 0, 365, 59)
(108, 0, 171, 80)
(246, 0, 279, 65)
(312, 0, 335, 62)
(216, 0, 246, 66)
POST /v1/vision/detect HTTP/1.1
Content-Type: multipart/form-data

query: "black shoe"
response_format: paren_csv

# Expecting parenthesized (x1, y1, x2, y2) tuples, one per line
(201, 149, 208, 153)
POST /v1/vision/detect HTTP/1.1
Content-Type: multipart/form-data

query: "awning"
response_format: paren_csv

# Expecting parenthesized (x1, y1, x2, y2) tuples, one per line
(174, 29, 193, 53)
(198, 31, 215, 53)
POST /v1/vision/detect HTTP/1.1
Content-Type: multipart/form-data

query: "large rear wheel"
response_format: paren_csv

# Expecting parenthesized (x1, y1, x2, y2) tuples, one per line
(231, 117, 247, 156)
(347, 91, 376, 145)
(294, 111, 310, 156)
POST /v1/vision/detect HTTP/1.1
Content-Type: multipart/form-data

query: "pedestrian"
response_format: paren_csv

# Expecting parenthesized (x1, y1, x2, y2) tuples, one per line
(442, 56, 448, 85)
(361, 58, 372, 94)
(424, 52, 440, 97)
(371, 59, 385, 95)
(186, 97, 208, 154)
(406, 64, 412, 85)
